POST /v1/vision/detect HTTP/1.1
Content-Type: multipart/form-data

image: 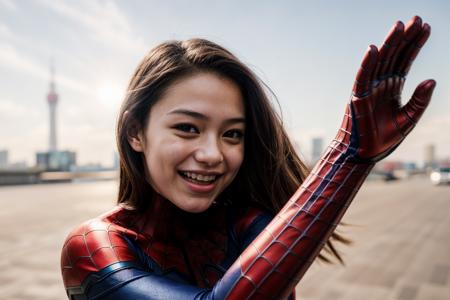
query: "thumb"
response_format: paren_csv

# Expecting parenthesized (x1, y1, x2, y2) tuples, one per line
(403, 79, 436, 124)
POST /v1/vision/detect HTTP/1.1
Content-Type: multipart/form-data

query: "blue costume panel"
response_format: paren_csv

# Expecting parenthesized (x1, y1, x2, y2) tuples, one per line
(61, 203, 295, 299)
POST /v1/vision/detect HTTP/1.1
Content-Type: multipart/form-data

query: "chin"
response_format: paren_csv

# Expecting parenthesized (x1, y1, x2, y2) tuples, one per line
(177, 198, 214, 213)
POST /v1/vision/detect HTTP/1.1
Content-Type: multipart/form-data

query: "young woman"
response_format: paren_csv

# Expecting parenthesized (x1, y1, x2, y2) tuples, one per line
(61, 16, 435, 299)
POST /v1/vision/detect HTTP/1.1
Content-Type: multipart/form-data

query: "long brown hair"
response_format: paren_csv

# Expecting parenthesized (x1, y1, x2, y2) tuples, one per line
(116, 38, 348, 263)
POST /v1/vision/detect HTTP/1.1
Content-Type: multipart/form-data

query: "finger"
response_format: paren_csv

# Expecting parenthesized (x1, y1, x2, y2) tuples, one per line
(397, 23, 431, 77)
(400, 79, 436, 132)
(372, 21, 404, 81)
(353, 45, 378, 97)
(388, 16, 423, 76)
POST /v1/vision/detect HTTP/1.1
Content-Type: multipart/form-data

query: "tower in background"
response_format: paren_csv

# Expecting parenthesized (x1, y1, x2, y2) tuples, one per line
(47, 60, 58, 151)
(36, 60, 76, 171)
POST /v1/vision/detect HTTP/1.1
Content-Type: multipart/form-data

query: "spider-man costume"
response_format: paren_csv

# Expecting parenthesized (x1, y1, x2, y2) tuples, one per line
(61, 16, 435, 299)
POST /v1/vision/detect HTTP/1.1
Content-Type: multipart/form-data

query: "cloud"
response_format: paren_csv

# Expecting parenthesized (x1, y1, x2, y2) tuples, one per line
(0, 44, 46, 77)
(0, 23, 13, 39)
(36, 0, 147, 54)
(0, 43, 90, 94)
(0, 98, 30, 117)
(0, 0, 17, 11)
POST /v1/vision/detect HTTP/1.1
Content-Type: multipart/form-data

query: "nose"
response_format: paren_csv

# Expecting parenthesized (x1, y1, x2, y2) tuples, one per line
(194, 136, 224, 167)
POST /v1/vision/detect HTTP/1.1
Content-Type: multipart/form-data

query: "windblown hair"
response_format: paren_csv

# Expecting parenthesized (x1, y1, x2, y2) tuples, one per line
(116, 38, 349, 263)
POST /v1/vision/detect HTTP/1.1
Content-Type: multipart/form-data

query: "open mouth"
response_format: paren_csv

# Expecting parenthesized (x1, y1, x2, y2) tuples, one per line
(178, 171, 220, 185)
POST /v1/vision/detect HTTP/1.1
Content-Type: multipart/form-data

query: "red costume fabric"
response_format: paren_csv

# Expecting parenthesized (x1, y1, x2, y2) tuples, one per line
(61, 16, 435, 300)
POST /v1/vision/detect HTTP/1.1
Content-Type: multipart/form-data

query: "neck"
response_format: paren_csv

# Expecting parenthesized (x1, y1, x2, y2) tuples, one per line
(138, 194, 225, 243)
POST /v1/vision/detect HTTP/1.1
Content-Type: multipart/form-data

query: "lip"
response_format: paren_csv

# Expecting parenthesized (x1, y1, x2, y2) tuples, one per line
(178, 170, 222, 193)
(179, 170, 223, 176)
(183, 178, 216, 193)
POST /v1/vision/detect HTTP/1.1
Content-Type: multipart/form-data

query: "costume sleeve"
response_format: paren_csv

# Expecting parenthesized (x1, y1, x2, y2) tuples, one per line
(100, 211, 297, 300)
(62, 103, 373, 300)
(221, 152, 373, 299)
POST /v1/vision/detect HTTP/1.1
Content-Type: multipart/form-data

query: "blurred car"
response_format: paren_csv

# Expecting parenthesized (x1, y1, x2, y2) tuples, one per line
(430, 167, 450, 185)
(367, 170, 398, 181)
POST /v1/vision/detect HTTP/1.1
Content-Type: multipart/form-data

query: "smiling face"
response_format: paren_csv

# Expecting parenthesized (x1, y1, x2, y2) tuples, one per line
(129, 72, 245, 213)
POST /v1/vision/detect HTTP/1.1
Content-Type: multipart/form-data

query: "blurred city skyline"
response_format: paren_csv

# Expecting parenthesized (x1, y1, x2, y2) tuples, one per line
(1, 0, 449, 167)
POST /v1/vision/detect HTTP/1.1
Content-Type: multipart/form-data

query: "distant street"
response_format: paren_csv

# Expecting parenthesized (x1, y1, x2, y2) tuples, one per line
(0, 177, 449, 300)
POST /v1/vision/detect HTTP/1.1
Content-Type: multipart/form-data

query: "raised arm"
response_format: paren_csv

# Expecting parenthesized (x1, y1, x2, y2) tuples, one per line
(216, 15, 436, 299)
(62, 16, 435, 300)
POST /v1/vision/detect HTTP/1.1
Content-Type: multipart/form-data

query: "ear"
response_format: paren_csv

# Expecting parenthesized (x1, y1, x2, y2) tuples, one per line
(124, 111, 145, 152)
(128, 133, 144, 152)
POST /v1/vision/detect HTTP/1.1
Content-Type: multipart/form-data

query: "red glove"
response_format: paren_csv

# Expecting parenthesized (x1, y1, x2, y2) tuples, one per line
(348, 15, 436, 161)
(222, 16, 436, 300)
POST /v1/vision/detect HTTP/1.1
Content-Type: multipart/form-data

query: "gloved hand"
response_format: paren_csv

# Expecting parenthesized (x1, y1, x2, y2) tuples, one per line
(222, 16, 436, 300)
(337, 15, 436, 162)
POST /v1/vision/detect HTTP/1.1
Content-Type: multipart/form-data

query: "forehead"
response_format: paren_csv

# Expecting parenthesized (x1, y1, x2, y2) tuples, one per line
(150, 72, 245, 119)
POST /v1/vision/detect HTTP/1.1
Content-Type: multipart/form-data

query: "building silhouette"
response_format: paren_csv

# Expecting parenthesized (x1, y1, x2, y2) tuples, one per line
(36, 61, 76, 171)
(424, 144, 436, 170)
(311, 137, 324, 164)
(0, 150, 8, 169)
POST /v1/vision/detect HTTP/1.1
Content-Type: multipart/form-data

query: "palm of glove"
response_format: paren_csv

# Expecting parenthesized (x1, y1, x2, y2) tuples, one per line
(337, 16, 436, 162)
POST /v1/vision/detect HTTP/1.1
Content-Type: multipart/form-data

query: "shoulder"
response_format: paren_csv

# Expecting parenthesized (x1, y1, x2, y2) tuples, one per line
(233, 206, 273, 249)
(60, 207, 138, 289)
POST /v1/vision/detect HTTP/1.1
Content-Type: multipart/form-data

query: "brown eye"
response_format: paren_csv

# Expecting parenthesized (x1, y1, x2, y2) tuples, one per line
(224, 129, 244, 140)
(174, 123, 199, 134)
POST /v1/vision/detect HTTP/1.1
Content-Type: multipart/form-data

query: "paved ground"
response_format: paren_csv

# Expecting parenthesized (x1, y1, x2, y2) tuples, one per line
(0, 177, 448, 299)
(299, 177, 450, 300)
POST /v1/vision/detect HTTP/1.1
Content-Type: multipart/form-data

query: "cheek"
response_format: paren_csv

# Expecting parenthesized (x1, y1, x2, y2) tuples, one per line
(226, 145, 245, 173)
(146, 139, 191, 173)
(144, 142, 188, 194)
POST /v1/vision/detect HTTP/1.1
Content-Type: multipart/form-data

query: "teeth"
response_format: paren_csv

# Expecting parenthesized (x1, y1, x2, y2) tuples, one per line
(183, 172, 217, 182)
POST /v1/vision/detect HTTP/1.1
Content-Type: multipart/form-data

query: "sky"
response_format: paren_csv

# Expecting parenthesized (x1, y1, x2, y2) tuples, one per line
(1, 0, 449, 167)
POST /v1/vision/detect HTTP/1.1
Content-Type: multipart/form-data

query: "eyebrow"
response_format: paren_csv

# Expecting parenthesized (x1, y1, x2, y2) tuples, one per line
(168, 109, 245, 124)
